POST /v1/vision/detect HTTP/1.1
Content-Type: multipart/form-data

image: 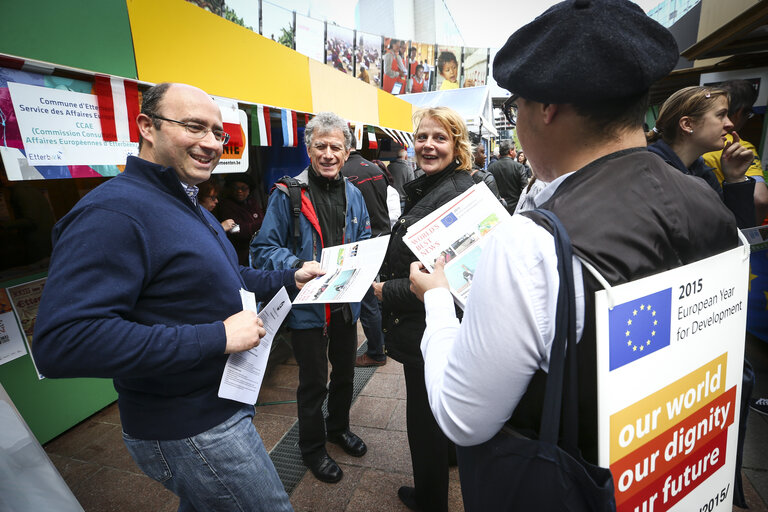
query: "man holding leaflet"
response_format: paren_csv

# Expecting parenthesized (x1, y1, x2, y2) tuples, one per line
(34, 82, 321, 511)
(409, 0, 739, 507)
(251, 112, 371, 484)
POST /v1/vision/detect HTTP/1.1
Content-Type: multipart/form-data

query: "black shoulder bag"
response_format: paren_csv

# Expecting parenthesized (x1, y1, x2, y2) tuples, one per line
(456, 209, 616, 512)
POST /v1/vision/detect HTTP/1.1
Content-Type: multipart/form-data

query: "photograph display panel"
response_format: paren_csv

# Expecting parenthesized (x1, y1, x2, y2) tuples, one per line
(262, 1, 294, 49)
(435, 44, 462, 91)
(462, 47, 488, 88)
(326, 24, 355, 75)
(355, 30, 382, 87)
(295, 13, 325, 63)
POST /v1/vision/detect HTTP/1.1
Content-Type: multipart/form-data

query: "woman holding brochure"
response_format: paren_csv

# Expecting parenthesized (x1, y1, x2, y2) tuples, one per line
(373, 106, 474, 511)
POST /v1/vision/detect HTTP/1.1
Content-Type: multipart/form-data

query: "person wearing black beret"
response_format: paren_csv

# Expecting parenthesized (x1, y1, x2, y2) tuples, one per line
(409, 0, 740, 509)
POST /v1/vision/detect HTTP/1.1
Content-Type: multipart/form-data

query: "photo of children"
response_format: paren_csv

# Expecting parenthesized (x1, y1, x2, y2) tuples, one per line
(409, 42, 434, 92)
(382, 37, 408, 94)
(326, 24, 355, 74)
(462, 47, 488, 88)
(436, 45, 462, 91)
(355, 31, 381, 86)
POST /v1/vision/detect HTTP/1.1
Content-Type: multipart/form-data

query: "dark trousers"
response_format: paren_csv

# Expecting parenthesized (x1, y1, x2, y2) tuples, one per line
(291, 310, 357, 461)
(360, 286, 385, 360)
(403, 362, 453, 512)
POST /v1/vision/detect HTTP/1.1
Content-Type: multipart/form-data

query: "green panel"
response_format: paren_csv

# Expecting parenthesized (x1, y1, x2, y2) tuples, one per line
(0, 0, 137, 78)
(0, 273, 117, 444)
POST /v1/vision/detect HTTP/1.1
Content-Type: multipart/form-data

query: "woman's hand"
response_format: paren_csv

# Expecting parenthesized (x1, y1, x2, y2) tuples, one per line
(409, 257, 449, 302)
(721, 132, 755, 183)
(372, 281, 385, 301)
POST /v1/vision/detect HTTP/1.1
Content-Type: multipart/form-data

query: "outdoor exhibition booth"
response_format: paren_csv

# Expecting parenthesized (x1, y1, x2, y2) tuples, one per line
(0, 0, 416, 445)
(401, 85, 498, 156)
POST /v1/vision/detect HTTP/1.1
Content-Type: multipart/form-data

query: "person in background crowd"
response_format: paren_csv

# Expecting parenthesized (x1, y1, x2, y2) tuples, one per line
(646, 86, 755, 228)
(374, 106, 474, 512)
(517, 150, 531, 178)
(388, 148, 415, 208)
(488, 140, 528, 213)
(218, 173, 265, 265)
(33, 82, 322, 511)
(437, 51, 459, 90)
(373, 158, 403, 228)
(340, 136, 389, 368)
(251, 112, 371, 485)
(409, 1, 739, 508)
(489, 148, 500, 164)
(470, 143, 503, 204)
(702, 79, 768, 225)
(198, 179, 237, 232)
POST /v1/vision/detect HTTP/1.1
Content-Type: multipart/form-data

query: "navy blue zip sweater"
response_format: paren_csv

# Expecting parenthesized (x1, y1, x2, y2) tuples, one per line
(34, 156, 297, 440)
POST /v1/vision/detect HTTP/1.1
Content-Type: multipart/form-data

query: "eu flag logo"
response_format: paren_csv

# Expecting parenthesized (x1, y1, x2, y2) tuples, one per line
(608, 288, 672, 371)
(441, 212, 458, 227)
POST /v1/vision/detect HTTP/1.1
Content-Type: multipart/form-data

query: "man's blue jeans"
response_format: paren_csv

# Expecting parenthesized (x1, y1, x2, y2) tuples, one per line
(122, 405, 292, 512)
(360, 286, 386, 360)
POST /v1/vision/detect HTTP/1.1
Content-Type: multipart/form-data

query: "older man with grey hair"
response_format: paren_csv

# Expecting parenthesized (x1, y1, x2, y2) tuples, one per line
(251, 112, 372, 484)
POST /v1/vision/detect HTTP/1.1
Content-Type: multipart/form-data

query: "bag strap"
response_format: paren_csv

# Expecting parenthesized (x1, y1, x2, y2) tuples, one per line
(530, 209, 578, 451)
(276, 176, 304, 253)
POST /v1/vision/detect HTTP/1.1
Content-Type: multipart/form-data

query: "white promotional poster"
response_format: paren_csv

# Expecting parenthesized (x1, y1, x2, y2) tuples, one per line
(595, 244, 749, 512)
(0, 289, 27, 366)
(218, 287, 291, 405)
(7, 81, 138, 167)
(403, 182, 510, 308)
(293, 236, 390, 305)
(212, 96, 249, 174)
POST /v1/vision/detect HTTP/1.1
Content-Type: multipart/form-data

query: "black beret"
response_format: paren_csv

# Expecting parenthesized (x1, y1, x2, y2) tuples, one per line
(493, 0, 678, 104)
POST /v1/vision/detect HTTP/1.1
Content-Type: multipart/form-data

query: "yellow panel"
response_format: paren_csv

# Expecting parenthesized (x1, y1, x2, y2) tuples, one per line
(378, 89, 416, 132)
(308, 59, 379, 124)
(126, 0, 312, 112)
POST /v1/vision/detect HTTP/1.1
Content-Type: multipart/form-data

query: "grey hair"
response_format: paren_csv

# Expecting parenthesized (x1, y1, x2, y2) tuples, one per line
(304, 112, 352, 150)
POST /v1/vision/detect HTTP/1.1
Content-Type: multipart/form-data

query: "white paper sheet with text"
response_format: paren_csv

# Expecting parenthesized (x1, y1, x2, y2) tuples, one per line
(403, 182, 510, 308)
(218, 287, 291, 405)
(293, 236, 390, 304)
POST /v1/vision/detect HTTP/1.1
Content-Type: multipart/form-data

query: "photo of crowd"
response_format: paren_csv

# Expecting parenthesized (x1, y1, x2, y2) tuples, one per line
(355, 31, 381, 86)
(326, 24, 355, 75)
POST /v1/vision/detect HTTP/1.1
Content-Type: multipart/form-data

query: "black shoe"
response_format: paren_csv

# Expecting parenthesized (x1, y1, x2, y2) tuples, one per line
(305, 453, 343, 483)
(327, 429, 367, 457)
(398, 486, 423, 511)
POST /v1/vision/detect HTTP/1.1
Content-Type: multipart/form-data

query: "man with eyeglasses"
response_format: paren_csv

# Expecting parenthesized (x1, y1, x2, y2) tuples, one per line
(408, 0, 740, 507)
(34, 82, 322, 511)
(251, 112, 371, 484)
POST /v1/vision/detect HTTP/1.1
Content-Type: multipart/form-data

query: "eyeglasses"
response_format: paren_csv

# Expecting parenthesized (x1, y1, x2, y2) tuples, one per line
(151, 114, 231, 144)
(502, 94, 519, 126)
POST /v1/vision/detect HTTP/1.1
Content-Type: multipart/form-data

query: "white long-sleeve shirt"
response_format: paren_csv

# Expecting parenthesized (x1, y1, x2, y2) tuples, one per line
(420, 177, 585, 447)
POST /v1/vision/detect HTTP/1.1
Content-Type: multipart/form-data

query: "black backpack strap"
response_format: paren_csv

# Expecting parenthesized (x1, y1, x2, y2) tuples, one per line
(276, 176, 304, 253)
(523, 208, 579, 454)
